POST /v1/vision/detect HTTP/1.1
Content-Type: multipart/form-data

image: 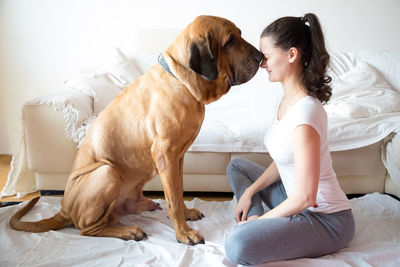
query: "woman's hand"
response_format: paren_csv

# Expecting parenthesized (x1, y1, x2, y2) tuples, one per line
(235, 190, 253, 222)
(233, 162, 280, 223)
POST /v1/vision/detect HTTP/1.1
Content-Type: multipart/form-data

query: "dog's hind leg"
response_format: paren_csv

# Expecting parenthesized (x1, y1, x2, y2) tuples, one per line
(82, 219, 147, 241)
(70, 164, 147, 241)
(115, 197, 162, 215)
(136, 197, 162, 212)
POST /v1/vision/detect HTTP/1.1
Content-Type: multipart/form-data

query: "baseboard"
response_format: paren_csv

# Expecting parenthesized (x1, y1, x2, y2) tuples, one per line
(346, 193, 365, 199)
(40, 190, 65, 196)
(36, 192, 396, 201)
(346, 193, 400, 202)
(385, 193, 400, 201)
(0, 201, 20, 207)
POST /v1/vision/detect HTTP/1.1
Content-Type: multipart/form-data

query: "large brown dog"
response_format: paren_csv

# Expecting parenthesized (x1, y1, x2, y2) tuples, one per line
(10, 15, 263, 245)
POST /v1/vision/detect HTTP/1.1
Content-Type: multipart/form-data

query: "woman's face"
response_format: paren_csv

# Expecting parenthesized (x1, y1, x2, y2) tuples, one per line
(259, 36, 291, 83)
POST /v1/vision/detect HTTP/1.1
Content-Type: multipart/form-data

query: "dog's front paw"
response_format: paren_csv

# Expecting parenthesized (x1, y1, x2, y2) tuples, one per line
(184, 208, 204, 221)
(176, 229, 205, 245)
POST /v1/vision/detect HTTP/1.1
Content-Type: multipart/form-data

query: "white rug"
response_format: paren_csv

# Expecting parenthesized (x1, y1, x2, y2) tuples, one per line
(0, 192, 399, 267)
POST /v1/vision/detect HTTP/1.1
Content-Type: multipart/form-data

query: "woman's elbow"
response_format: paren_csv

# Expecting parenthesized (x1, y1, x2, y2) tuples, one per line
(296, 193, 317, 209)
(304, 195, 317, 208)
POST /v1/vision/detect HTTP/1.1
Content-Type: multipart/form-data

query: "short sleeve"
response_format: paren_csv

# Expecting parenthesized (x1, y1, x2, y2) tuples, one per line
(292, 97, 326, 138)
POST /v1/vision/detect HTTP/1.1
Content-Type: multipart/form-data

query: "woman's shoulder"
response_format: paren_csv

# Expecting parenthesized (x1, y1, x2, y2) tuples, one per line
(296, 96, 324, 113)
(294, 96, 327, 122)
(302, 95, 322, 105)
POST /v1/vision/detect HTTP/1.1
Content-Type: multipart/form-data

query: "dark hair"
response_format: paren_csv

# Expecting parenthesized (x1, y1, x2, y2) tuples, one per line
(261, 13, 332, 103)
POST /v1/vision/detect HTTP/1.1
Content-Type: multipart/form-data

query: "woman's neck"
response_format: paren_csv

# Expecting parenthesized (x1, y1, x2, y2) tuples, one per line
(281, 75, 307, 105)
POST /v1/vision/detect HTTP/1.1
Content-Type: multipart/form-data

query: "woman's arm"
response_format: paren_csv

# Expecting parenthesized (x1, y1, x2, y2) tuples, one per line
(259, 124, 320, 219)
(245, 161, 280, 196)
(235, 161, 280, 222)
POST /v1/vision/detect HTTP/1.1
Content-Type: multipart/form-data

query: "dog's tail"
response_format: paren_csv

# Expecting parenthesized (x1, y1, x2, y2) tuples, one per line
(9, 197, 70, 232)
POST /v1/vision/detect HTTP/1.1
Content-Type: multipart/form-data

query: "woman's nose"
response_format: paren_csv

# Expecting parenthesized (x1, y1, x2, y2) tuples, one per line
(260, 57, 267, 68)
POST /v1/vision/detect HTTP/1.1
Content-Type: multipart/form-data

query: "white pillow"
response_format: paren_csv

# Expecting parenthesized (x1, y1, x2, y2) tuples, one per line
(65, 76, 121, 114)
(129, 52, 159, 74)
(93, 47, 141, 88)
(325, 62, 400, 118)
(328, 51, 357, 77)
(65, 48, 141, 114)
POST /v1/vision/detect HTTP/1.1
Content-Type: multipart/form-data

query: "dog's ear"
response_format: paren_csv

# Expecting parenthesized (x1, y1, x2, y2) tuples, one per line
(189, 32, 218, 81)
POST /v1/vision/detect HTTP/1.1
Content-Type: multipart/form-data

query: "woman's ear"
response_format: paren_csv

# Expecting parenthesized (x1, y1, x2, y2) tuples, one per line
(288, 47, 299, 64)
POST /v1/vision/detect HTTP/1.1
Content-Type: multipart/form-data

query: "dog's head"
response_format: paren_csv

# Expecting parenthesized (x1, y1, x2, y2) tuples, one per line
(165, 15, 264, 104)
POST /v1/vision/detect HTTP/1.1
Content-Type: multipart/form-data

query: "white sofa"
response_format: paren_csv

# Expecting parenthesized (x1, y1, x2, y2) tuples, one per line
(5, 30, 400, 199)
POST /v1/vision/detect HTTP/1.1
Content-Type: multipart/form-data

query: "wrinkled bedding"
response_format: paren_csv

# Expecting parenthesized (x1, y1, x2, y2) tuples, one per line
(1, 193, 399, 266)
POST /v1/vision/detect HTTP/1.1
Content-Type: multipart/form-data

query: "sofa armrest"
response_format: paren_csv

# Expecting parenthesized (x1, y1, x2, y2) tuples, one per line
(23, 89, 94, 174)
(24, 105, 78, 173)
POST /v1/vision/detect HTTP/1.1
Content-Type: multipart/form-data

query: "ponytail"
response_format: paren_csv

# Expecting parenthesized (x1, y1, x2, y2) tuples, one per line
(261, 13, 332, 103)
(301, 13, 332, 103)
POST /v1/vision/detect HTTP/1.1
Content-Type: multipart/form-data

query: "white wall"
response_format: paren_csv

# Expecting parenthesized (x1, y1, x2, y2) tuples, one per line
(1, 0, 400, 154)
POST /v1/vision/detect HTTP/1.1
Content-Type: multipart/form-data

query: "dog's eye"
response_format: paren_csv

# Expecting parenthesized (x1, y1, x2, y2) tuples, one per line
(224, 35, 235, 48)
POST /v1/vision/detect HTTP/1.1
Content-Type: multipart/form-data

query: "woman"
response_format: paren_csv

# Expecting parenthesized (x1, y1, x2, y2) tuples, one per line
(224, 13, 355, 265)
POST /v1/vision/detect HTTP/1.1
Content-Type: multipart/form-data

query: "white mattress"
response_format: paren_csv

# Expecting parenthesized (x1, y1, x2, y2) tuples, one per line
(0, 193, 399, 266)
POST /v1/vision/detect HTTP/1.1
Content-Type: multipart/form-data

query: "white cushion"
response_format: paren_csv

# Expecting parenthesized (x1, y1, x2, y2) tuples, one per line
(65, 77, 120, 114)
(92, 47, 141, 88)
(325, 62, 400, 118)
(65, 48, 141, 114)
(328, 51, 357, 76)
(129, 52, 158, 74)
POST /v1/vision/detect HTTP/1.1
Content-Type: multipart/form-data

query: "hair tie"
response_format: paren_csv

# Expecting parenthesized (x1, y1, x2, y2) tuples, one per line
(300, 15, 310, 26)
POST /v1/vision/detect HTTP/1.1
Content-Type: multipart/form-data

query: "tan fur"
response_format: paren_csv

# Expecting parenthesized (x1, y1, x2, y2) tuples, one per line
(9, 15, 263, 245)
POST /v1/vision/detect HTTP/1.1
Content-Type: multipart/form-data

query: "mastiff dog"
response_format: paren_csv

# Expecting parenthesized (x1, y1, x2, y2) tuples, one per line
(10, 15, 264, 245)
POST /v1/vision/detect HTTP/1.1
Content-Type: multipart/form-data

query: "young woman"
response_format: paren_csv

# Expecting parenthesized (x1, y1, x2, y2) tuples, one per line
(224, 13, 355, 265)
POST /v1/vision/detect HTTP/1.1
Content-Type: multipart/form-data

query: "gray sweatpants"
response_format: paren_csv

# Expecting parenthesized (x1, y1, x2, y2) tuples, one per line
(225, 158, 355, 265)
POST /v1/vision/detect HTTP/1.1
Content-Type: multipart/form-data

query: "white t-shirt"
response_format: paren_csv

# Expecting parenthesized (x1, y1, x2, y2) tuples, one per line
(265, 96, 351, 213)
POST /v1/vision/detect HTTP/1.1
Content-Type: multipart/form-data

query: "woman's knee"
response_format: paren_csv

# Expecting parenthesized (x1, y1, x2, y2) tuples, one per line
(224, 227, 254, 265)
(225, 231, 245, 265)
(226, 158, 243, 173)
(226, 158, 251, 180)
(226, 158, 241, 183)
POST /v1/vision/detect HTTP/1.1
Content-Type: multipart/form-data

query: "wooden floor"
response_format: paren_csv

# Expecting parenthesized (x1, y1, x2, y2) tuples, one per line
(0, 155, 233, 204)
(0, 155, 40, 203)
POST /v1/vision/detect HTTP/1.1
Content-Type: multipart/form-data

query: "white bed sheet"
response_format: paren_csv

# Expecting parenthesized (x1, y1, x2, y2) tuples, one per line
(1, 193, 399, 267)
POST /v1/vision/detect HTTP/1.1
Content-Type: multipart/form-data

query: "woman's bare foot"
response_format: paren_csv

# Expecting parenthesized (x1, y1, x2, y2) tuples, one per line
(247, 215, 260, 221)
(238, 215, 260, 225)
